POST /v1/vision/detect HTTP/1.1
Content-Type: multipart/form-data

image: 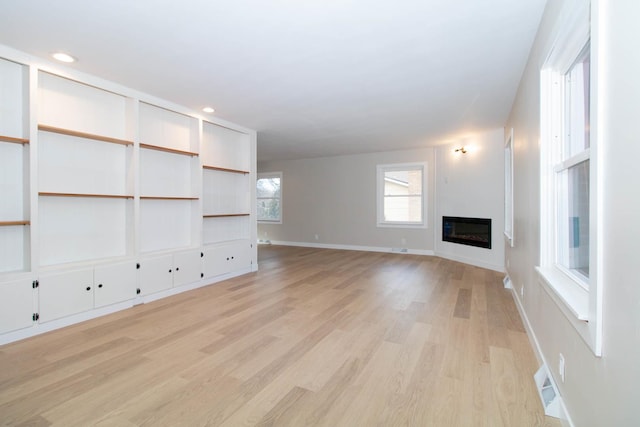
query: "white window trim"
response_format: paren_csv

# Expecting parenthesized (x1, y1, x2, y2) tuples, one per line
(504, 128, 514, 247)
(257, 171, 282, 224)
(539, 0, 602, 356)
(376, 162, 427, 229)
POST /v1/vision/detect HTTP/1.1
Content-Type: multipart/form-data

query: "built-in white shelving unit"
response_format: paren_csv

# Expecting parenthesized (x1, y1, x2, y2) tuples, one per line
(0, 57, 30, 275)
(0, 46, 257, 344)
(139, 102, 200, 254)
(37, 72, 134, 266)
(201, 121, 253, 279)
(0, 56, 32, 337)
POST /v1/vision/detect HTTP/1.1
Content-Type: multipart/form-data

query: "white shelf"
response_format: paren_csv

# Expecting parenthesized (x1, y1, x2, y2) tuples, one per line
(0, 226, 30, 274)
(0, 57, 29, 274)
(203, 215, 251, 245)
(38, 71, 129, 140)
(140, 146, 196, 199)
(39, 196, 132, 266)
(139, 102, 198, 153)
(139, 198, 196, 254)
(38, 130, 132, 196)
(0, 57, 27, 139)
(202, 167, 250, 216)
(202, 121, 250, 172)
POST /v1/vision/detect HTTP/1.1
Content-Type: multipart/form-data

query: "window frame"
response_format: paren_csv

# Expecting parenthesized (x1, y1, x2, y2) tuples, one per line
(257, 171, 283, 224)
(504, 128, 514, 247)
(538, 0, 602, 356)
(376, 162, 427, 229)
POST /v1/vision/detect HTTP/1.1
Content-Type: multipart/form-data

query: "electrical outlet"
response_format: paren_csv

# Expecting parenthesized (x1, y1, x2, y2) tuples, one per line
(507, 258, 510, 268)
(558, 353, 565, 382)
(314, 234, 319, 240)
(401, 237, 407, 245)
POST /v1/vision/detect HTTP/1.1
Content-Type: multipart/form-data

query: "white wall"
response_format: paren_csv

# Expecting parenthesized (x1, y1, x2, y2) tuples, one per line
(505, 0, 640, 425)
(434, 128, 505, 272)
(258, 129, 506, 270)
(258, 148, 435, 253)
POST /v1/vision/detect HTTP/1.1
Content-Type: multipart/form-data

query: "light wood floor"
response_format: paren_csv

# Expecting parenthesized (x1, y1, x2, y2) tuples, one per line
(0, 246, 560, 426)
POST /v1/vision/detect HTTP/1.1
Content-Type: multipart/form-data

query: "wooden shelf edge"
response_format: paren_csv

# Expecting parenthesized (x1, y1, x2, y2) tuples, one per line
(0, 135, 29, 144)
(141, 196, 199, 200)
(39, 192, 134, 199)
(140, 143, 198, 157)
(203, 165, 250, 174)
(38, 125, 133, 146)
(203, 213, 250, 218)
(0, 220, 30, 226)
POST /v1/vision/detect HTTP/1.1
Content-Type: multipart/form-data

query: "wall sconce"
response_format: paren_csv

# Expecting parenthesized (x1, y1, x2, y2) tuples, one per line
(455, 147, 467, 154)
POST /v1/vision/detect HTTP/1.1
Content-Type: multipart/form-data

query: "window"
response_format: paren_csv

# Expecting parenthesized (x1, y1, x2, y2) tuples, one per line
(504, 128, 514, 247)
(557, 45, 591, 283)
(377, 163, 426, 227)
(539, 0, 601, 355)
(257, 172, 282, 223)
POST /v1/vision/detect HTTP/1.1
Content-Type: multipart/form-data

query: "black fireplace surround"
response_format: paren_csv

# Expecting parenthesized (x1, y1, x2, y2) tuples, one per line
(442, 216, 492, 249)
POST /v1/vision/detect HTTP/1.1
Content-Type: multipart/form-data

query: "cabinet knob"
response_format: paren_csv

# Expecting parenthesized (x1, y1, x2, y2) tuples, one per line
(176, 267, 180, 271)
(86, 286, 91, 291)
(98, 284, 103, 288)
(200, 273, 204, 278)
(226, 257, 230, 261)
(169, 269, 172, 273)
(136, 288, 141, 295)
(231, 256, 234, 260)
(136, 263, 141, 269)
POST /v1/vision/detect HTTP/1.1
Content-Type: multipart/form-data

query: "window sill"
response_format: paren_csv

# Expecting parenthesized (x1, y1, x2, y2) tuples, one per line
(377, 222, 426, 229)
(535, 266, 589, 321)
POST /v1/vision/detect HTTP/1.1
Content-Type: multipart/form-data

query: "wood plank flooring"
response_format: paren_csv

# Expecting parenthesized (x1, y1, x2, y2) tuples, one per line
(0, 246, 560, 426)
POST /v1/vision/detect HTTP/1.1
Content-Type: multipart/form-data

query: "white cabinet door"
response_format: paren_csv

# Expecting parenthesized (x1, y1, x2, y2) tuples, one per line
(229, 241, 252, 272)
(138, 254, 173, 296)
(203, 241, 252, 279)
(203, 245, 232, 278)
(39, 269, 94, 322)
(0, 278, 33, 334)
(173, 249, 202, 287)
(94, 261, 137, 308)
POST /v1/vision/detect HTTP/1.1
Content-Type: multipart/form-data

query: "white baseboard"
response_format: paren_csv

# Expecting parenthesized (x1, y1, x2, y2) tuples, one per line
(509, 287, 575, 427)
(270, 240, 435, 256)
(434, 251, 504, 273)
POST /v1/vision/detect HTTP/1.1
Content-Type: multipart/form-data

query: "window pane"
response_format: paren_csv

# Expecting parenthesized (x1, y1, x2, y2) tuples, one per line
(257, 198, 280, 221)
(564, 45, 590, 159)
(384, 170, 422, 196)
(384, 195, 422, 222)
(257, 177, 280, 198)
(557, 159, 590, 281)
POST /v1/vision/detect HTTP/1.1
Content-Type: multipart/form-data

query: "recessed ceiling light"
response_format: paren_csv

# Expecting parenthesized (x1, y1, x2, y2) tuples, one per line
(51, 52, 76, 63)
(202, 107, 215, 114)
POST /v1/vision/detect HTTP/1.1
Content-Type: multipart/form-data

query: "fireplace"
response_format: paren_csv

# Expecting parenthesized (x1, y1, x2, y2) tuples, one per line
(442, 216, 492, 249)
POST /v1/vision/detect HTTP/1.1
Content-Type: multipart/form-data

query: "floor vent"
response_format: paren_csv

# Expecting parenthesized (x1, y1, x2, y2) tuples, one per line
(534, 364, 563, 419)
(391, 248, 408, 253)
(503, 275, 513, 289)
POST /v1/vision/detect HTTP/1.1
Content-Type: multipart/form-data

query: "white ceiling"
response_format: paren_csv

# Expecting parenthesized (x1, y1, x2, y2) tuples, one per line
(0, 0, 546, 161)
